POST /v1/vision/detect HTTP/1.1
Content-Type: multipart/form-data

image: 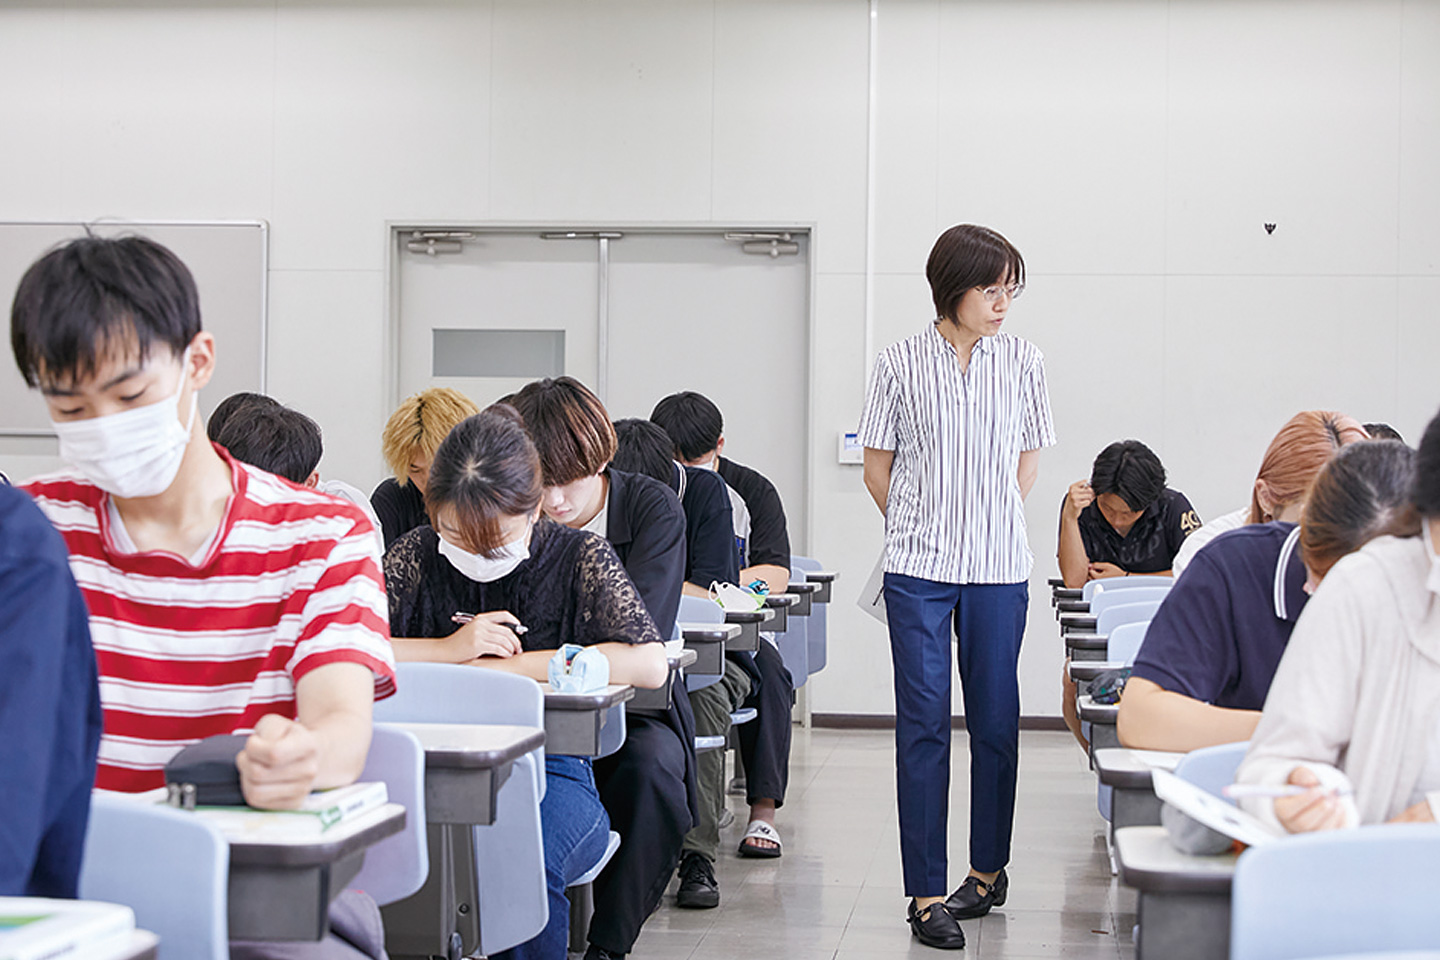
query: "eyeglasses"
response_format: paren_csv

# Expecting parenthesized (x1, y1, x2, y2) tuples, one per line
(979, 283, 1025, 303)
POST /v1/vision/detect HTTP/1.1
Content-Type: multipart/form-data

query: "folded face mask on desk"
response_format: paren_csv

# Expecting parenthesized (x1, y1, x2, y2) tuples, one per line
(710, 581, 764, 613)
(548, 644, 610, 693)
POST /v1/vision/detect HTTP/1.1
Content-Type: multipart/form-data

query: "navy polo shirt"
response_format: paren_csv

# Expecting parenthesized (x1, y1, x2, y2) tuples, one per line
(1130, 521, 1307, 711)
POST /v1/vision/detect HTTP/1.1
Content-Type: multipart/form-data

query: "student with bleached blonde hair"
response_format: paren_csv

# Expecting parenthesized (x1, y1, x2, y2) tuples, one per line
(371, 386, 479, 550)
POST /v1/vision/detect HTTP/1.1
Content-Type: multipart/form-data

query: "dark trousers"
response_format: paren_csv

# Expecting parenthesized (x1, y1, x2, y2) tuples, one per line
(884, 573, 1028, 897)
(589, 713, 691, 954)
(736, 641, 793, 807)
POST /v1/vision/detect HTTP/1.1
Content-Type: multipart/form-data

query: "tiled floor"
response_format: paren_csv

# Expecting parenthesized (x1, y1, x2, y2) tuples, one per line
(629, 729, 1137, 960)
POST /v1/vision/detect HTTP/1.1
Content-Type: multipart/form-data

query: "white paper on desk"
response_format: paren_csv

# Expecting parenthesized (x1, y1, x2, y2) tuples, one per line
(858, 549, 887, 624)
(1151, 769, 1282, 847)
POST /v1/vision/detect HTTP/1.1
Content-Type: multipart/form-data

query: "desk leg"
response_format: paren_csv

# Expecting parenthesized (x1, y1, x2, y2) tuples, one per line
(382, 824, 481, 960)
(1136, 891, 1229, 960)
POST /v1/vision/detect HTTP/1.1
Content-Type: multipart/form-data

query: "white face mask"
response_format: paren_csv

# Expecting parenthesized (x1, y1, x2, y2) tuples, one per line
(438, 522, 532, 583)
(1422, 518, 1440, 598)
(51, 350, 197, 499)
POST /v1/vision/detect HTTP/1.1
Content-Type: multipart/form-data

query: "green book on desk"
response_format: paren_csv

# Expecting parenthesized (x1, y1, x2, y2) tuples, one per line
(0, 897, 135, 960)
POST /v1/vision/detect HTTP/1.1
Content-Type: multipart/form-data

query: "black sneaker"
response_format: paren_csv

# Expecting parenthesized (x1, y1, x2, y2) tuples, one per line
(582, 947, 624, 960)
(676, 852, 720, 909)
(907, 898, 967, 950)
(944, 869, 1008, 920)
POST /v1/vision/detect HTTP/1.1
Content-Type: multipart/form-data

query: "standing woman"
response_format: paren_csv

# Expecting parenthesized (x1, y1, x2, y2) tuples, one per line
(858, 224, 1056, 950)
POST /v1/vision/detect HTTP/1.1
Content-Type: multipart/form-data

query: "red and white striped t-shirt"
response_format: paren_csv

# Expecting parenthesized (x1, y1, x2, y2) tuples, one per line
(24, 449, 397, 793)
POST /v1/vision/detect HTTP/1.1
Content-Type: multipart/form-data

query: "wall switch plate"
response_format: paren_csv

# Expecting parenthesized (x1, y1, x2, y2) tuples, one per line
(838, 431, 864, 465)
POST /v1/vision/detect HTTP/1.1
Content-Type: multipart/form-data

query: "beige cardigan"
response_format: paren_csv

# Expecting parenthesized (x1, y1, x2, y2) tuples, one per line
(1237, 533, 1440, 831)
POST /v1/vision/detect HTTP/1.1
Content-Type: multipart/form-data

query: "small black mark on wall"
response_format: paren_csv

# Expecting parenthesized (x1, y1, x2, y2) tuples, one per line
(1264, 223, 1276, 235)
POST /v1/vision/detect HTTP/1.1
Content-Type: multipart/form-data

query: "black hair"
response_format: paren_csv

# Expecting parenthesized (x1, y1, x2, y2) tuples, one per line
(1090, 440, 1166, 513)
(612, 418, 680, 490)
(1413, 407, 1440, 520)
(926, 224, 1025, 324)
(11, 235, 201, 388)
(1362, 422, 1405, 443)
(208, 392, 279, 440)
(426, 405, 544, 557)
(210, 401, 323, 485)
(650, 391, 724, 463)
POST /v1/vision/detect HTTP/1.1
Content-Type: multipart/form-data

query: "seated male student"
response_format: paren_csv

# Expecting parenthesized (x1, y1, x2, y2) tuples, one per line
(650, 391, 794, 861)
(510, 378, 693, 960)
(0, 484, 102, 899)
(208, 391, 384, 553)
(611, 419, 750, 909)
(372, 387, 480, 551)
(13, 236, 396, 959)
(1056, 439, 1201, 588)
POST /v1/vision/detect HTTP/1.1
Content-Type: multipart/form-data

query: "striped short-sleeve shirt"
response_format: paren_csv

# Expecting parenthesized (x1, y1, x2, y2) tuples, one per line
(858, 325, 1057, 585)
(24, 449, 396, 793)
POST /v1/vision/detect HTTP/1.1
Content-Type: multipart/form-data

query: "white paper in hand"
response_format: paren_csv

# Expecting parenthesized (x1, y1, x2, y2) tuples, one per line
(1151, 769, 1283, 848)
(858, 549, 887, 624)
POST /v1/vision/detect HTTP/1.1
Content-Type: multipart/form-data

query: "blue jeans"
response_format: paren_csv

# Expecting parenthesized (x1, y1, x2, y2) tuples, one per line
(884, 574, 1028, 897)
(493, 756, 611, 960)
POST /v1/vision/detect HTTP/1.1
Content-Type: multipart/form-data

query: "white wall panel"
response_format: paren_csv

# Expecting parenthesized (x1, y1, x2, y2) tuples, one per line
(934, 0, 1169, 277)
(712, 1, 870, 275)
(1396, 277, 1440, 441)
(488, 0, 714, 222)
(872, 0, 941, 277)
(1166, 1, 1403, 277)
(1162, 275, 1400, 524)
(1399, 0, 1440, 275)
(272, 4, 493, 272)
(0, 5, 275, 221)
(266, 269, 389, 490)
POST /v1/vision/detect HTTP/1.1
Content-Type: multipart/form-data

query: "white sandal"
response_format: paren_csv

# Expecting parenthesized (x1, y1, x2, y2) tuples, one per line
(738, 820, 783, 859)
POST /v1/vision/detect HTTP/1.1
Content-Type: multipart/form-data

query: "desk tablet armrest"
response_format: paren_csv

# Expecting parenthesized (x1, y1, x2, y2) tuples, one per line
(805, 571, 838, 583)
(1093, 748, 1158, 789)
(1051, 587, 1083, 602)
(785, 581, 820, 595)
(680, 623, 741, 643)
(763, 594, 799, 608)
(725, 608, 775, 624)
(543, 684, 635, 710)
(1055, 599, 1090, 614)
(1060, 614, 1098, 632)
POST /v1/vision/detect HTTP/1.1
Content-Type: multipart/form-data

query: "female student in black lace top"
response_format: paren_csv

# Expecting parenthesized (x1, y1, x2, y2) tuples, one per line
(385, 407, 667, 960)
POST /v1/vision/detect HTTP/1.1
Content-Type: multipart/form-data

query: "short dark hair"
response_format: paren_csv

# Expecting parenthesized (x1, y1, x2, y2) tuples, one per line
(508, 377, 616, 487)
(11, 235, 202, 388)
(650, 391, 723, 462)
(1090, 440, 1166, 513)
(1362, 422, 1404, 443)
(612, 418, 679, 490)
(207, 391, 279, 440)
(426, 405, 544, 557)
(926, 224, 1025, 324)
(209, 400, 323, 485)
(1301, 439, 1415, 577)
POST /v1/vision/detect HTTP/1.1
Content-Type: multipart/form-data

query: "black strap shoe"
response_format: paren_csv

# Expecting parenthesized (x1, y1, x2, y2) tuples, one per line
(676, 852, 720, 909)
(908, 898, 967, 949)
(944, 869, 1008, 920)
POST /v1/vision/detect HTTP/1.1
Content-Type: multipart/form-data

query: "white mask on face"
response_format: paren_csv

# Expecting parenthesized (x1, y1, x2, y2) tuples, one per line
(1422, 518, 1440, 598)
(51, 349, 197, 499)
(438, 523, 532, 583)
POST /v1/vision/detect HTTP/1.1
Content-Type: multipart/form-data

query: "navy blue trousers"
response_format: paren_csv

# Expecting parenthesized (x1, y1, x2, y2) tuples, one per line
(884, 574, 1028, 897)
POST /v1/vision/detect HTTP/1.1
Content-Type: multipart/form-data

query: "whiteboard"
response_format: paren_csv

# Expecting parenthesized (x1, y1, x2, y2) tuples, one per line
(0, 220, 267, 481)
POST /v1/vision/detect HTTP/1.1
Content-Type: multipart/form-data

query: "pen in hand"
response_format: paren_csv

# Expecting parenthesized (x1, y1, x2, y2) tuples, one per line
(451, 611, 528, 635)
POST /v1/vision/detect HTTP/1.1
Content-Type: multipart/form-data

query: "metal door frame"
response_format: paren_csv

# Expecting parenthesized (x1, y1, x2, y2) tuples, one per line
(384, 220, 819, 556)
